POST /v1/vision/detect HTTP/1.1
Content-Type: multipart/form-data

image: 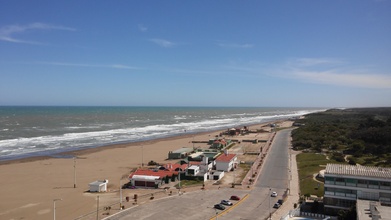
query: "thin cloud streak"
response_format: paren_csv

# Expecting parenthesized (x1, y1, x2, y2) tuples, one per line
(149, 38, 175, 48)
(293, 58, 345, 67)
(292, 70, 391, 89)
(34, 61, 139, 70)
(0, 22, 76, 44)
(278, 58, 391, 89)
(217, 42, 254, 49)
(216, 58, 391, 89)
(138, 24, 148, 32)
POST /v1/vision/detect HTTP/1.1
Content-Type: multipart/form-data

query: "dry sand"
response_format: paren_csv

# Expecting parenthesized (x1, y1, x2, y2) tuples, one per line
(0, 122, 284, 220)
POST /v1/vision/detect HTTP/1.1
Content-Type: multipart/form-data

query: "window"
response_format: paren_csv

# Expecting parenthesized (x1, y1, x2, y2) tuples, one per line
(325, 177, 334, 181)
(369, 180, 379, 189)
(325, 176, 334, 184)
(335, 177, 345, 185)
(357, 179, 367, 188)
(380, 181, 391, 190)
(346, 178, 357, 186)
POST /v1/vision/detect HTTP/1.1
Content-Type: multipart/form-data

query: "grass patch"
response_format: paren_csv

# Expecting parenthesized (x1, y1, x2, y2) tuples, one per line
(297, 152, 333, 197)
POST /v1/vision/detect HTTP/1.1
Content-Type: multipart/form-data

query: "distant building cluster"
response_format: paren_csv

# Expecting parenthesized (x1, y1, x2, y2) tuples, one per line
(128, 137, 238, 189)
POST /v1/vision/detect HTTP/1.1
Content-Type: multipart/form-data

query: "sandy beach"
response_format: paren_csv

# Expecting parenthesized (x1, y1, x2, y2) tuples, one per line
(0, 122, 283, 220)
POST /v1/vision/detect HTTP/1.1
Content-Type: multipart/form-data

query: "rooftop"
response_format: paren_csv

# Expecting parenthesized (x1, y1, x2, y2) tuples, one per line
(171, 147, 194, 154)
(215, 153, 237, 162)
(357, 200, 391, 220)
(129, 168, 177, 179)
(325, 163, 391, 179)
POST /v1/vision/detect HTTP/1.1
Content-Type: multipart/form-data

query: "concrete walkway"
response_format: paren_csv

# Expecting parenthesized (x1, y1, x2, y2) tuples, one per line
(272, 148, 301, 219)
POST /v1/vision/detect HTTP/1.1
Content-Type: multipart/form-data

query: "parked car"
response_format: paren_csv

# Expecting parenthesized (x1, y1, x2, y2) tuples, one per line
(221, 200, 233, 206)
(230, 195, 240, 200)
(214, 203, 226, 210)
(273, 203, 281, 208)
(271, 191, 277, 197)
(277, 199, 284, 205)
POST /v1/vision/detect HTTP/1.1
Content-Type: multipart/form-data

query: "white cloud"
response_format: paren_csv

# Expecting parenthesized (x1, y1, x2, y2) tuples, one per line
(138, 24, 148, 32)
(282, 58, 391, 89)
(0, 22, 76, 44)
(217, 42, 254, 49)
(292, 70, 391, 89)
(292, 58, 345, 67)
(149, 38, 175, 48)
(216, 58, 391, 89)
(33, 61, 139, 70)
(111, 64, 138, 70)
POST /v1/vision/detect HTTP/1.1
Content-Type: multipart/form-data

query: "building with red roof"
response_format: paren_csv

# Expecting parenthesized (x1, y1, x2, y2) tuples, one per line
(215, 152, 238, 172)
(128, 168, 178, 188)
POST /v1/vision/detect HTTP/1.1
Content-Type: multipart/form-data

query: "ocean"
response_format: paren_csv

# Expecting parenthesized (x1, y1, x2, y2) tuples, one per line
(0, 106, 325, 161)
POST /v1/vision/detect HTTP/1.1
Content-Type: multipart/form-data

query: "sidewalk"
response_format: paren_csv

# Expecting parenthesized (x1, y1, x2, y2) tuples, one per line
(272, 149, 301, 219)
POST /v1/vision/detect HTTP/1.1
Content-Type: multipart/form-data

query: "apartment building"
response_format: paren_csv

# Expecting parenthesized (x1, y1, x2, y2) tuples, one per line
(324, 163, 391, 215)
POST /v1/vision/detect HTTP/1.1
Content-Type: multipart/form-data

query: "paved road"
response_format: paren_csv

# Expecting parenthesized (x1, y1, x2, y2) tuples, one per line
(219, 128, 292, 220)
(105, 129, 293, 220)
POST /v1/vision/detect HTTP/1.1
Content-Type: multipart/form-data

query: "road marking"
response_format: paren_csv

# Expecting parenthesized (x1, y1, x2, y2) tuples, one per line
(209, 194, 249, 220)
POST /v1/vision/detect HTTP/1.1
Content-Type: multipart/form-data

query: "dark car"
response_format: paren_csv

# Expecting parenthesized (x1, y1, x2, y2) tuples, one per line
(273, 203, 281, 209)
(230, 195, 240, 200)
(277, 199, 284, 205)
(221, 200, 233, 206)
(214, 203, 226, 210)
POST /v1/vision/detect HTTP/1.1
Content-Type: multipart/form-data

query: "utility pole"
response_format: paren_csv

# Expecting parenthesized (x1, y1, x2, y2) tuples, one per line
(96, 196, 99, 220)
(119, 179, 123, 209)
(178, 170, 181, 193)
(141, 145, 144, 167)
(73, 157, 76, 188)
(269, 188, 272, 220)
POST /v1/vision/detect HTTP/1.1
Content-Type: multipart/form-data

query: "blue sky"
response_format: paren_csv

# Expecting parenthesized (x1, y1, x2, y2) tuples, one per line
(1, 1, 390, 108)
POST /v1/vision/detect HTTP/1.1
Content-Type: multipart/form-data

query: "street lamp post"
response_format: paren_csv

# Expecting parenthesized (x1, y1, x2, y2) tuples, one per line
(53, 198, 62, 220)
(178, 170, 180, 189)
(141, 145, 144, 167)
(96, 196, 100, 220)
(178, 170, 183, 194)
(73, 157, 76, 188)
(120, 178, 123, 210)
(269, 188, 271, 220)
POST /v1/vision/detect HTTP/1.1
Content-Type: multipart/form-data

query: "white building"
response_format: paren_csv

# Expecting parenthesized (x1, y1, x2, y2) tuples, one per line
(324, 163, 391, 215)
(215, 153, 237, 172)
(129, 175, 161, 188)
(89, 180, 108, 192)
(199, 156, 213, 174)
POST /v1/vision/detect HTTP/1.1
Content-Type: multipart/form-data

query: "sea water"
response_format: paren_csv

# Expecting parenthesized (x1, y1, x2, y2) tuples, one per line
(0, 106, 325, 160)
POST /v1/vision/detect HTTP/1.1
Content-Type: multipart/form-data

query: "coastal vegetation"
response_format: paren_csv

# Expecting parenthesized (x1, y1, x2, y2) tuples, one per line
(292, 108, 391, 198)
(292, 108, 391, 167)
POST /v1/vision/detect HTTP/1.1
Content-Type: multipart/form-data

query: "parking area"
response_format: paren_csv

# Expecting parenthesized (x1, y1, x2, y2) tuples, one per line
(104, 188, 248, 220)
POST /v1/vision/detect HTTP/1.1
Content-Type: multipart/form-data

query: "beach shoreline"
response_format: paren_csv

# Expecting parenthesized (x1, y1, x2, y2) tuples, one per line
(0, 130, 210, 165)
(0, 118, 283, 165)
(0, 120, 285, 220)
(0, 127, 237, 166)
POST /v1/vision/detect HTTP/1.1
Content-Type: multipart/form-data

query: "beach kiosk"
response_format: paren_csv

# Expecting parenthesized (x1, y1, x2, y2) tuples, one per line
(89, 179, 108, 192)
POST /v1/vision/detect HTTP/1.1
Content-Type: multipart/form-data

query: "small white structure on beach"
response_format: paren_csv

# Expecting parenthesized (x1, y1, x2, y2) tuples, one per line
(89, 179, 108, 192)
